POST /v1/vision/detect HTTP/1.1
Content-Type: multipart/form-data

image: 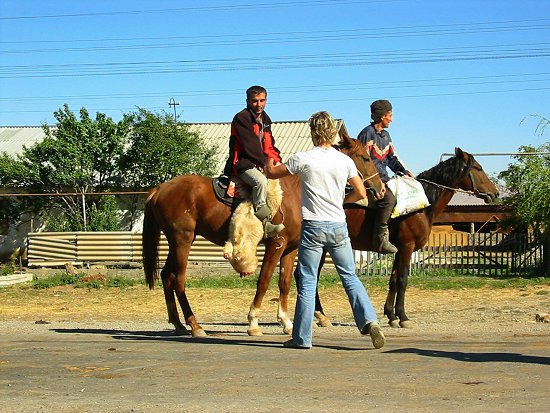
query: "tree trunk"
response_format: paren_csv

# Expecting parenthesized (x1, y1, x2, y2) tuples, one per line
(543, 232, 550, 277)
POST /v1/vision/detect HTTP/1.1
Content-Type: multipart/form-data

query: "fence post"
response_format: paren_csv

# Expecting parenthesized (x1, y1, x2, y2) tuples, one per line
(81, 193, 87, 231)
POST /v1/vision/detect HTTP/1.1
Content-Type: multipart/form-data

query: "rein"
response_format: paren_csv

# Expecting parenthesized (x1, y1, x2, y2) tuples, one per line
(357, 170, 380, 188)
(415, 177, 475, 195)
(416, 170, 490, 198)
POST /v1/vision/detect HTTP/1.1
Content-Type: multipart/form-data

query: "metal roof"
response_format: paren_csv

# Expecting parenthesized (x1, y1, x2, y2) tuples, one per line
(1, 120, 347, 175)
(0, 126, 50, 156)
(448, 192, 487, 206)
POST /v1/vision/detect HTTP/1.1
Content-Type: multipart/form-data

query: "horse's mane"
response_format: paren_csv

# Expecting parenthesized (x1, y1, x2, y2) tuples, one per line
(334, 137, 363, 156)
(416, 154, 471, 205)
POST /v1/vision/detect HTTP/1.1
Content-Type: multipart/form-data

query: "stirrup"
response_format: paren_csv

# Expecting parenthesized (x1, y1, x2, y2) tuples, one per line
(263, 220, 285, 238)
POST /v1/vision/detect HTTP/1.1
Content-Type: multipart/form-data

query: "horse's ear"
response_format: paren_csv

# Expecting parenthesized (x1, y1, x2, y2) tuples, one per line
(455, 147, 464, 158)
(337, 130, 353, 148)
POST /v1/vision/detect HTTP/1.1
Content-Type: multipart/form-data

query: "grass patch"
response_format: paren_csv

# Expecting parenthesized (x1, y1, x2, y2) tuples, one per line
(31, 273, 143, 289)
(4, 269, 548, 291)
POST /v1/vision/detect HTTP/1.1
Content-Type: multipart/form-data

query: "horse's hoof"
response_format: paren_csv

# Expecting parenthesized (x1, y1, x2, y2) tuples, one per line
(174, 327, 191, 336)
(283, 326, 293, 335)
(247, 328, 263, 337)
(400, 320, 413, 328)
(314, 311, 333, 327)
(389, 319, 400, 328)
(191, 328, 207, 337)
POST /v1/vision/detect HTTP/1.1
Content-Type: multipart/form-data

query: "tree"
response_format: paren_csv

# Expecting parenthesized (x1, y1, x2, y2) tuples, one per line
(118, 108, 217, 230)
(119, 107, 217, 189)
(0, 105, 131, 231)
(499, 120, 550, 275)
(0, 105, 218, 232)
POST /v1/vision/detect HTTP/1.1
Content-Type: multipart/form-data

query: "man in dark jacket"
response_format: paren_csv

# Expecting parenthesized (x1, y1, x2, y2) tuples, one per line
(357, 99, 414, 253)
(223, 85, 284, 238)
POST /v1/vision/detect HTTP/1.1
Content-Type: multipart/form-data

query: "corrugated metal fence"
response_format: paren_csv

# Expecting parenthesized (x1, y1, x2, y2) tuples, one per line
(27, 232, 263, 268)
(28, 231, 542, 276)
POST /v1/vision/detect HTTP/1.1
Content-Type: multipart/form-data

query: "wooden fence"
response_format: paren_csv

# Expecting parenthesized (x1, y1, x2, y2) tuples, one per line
(356, 232, 544, 276)
(28, 231, 542, 276)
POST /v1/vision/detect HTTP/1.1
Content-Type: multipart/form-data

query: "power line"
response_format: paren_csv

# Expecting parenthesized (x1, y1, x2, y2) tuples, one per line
(2, 85, 549, 116)
(2, 20, 549, 54)
(1, 43, 549, 79)
(1, 72, 549, 103)
(0, 0, 395, 20)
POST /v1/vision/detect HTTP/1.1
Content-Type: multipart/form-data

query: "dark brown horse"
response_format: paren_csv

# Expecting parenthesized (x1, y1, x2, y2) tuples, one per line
(142, 133, 384, 337)
(314, 147, 499, 328)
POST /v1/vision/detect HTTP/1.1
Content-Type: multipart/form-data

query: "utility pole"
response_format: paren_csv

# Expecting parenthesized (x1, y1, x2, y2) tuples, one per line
(168, 97, 180, 122)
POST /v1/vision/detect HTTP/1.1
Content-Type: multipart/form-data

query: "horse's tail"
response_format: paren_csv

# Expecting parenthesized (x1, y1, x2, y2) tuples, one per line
(142, 187, 161, 290)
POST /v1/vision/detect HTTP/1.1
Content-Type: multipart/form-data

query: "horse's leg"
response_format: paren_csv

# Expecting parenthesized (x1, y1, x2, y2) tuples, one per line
(384, 257, 400, 328)
(276, 248, 297, 335)
(247, 240, 287, 336)
(172, 230, 207, 337)
(314, 247, 333, 327)
(160, 253, 189, 335)
(394, 252, 412, 328)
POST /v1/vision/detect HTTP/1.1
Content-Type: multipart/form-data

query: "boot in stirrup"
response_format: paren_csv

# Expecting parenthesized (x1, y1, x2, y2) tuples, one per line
(263, 219, 285, 238)
(372, 224, 397, 254)
(255, 204, 285, 238)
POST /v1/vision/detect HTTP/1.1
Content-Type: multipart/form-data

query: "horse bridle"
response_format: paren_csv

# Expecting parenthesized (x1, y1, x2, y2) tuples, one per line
(357, 169, 381, 192)
(416, 157, 490, 198)
(334, 143, 381, 192)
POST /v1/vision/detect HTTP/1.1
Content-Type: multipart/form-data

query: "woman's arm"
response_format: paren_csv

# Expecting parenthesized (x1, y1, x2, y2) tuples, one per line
(344, 175, 367, 204)
(264, 158, 291, 179)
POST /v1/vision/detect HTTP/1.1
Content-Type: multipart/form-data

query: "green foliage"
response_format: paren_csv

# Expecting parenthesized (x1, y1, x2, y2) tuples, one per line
(31, 272, 143, 289)
(120, 108, 217, 189)
(32, 272, 82, 289)
(88, 195, 120, 231)
(25, 270, 550, 291)
(498, 142, 550, 238)
(0, 105, 218, 231)
(0, 263, 15, 276)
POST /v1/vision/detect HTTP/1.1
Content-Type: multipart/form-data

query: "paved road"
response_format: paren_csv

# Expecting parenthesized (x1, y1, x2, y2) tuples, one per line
(1, 321, 549, 413)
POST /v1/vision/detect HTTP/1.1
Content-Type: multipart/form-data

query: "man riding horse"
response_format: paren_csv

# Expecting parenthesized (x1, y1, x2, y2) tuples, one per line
(222, 85, 285, 238)
(357, 99, 415, 253)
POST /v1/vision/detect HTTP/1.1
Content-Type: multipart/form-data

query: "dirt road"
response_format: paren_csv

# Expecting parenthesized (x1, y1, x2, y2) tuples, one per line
(1, 282, 549, 412)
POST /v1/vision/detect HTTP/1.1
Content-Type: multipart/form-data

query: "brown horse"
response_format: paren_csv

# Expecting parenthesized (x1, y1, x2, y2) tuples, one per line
(142, 133, 384, 337)
(314, 147, 499, 328)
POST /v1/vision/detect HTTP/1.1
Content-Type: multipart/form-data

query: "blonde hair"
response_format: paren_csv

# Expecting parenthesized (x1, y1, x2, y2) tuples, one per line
(309, 111, 337, 146)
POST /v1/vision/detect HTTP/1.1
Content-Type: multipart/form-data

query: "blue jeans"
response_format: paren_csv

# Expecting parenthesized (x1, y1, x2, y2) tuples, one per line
(292, 220, 380, 347)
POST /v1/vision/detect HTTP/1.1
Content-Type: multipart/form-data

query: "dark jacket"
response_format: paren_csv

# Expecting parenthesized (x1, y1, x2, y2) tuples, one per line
(357, 124, 410, 183)
(223, 108, 282, 176)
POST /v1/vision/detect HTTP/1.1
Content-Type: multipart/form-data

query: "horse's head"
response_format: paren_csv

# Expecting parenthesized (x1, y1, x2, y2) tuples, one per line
(455, 147, 499, 203)
(336, 133, 385, 199)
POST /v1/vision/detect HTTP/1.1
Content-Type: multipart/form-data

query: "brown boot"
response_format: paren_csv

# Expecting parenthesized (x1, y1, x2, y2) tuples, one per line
(372, 189, 397, 254)
(372, 224, 397, 254)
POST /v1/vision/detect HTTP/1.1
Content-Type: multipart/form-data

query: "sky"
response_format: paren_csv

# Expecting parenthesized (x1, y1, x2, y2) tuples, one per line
(0, 0, 549, 178)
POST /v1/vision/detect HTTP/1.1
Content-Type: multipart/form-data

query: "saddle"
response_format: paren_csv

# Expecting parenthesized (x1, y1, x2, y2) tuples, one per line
(212, 175, 251, 207)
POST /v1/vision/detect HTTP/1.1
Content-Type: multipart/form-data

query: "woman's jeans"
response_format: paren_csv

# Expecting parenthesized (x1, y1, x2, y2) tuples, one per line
(292, 220, 380, 347)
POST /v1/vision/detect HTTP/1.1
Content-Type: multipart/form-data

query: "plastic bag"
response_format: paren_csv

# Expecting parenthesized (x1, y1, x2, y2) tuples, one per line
(386, 175, 430, 218)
